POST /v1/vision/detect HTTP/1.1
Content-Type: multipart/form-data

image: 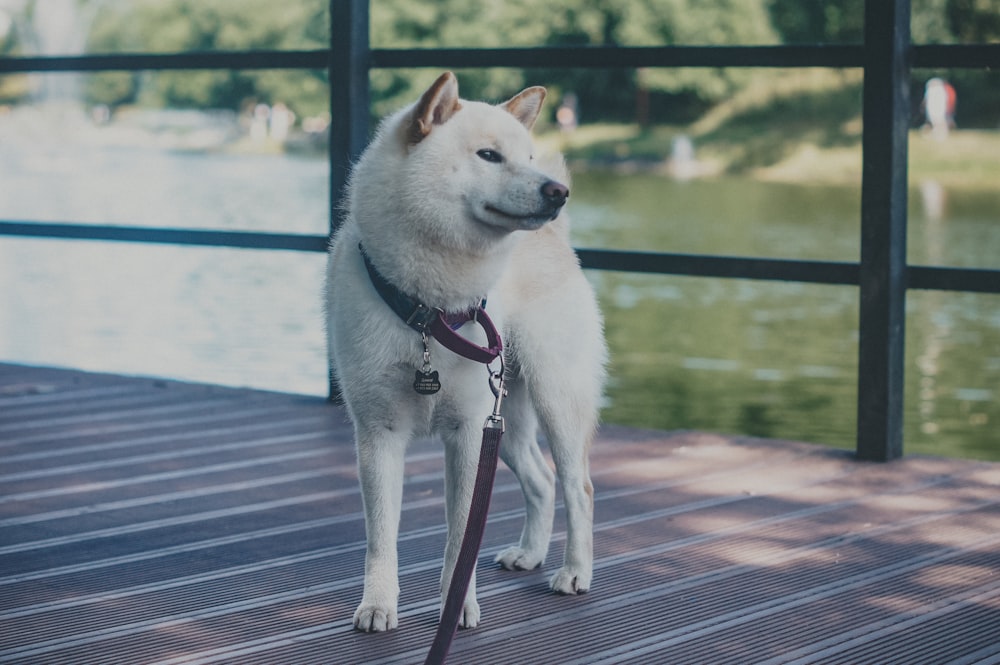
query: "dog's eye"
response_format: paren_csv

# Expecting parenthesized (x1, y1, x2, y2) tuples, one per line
(476, 149, 503, 164)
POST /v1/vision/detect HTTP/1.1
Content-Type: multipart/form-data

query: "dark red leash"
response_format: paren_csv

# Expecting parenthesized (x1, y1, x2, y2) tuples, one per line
(423, 413, 504, 665)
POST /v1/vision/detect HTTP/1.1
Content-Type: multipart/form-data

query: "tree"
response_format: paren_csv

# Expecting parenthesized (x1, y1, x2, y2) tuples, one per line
(55, 0, 1000, 128)
(947, 0, 1000, 41)
(84, 0, 329, 116)
(621, 0, 780, 116)
(767, 0, 864, 44)
(369, 0, 781, 123)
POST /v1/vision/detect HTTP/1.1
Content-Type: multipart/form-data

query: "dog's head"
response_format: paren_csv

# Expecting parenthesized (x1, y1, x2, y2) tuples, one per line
(345, 73, 572, 311)
(396, 72, 569, 237)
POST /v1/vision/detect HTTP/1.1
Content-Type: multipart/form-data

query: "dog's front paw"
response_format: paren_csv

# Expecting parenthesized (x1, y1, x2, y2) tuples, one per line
(495, 545, 545, 571)
(549, 566, 591, 595)
(458, 598, 481, 629)
(441, 596, 481, 629)
(353, 603, 399, 632)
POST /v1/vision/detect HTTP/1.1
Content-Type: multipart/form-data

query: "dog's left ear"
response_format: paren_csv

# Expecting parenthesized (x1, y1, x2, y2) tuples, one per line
(408, 71, 462, 144)
(502, 86, 547, 131)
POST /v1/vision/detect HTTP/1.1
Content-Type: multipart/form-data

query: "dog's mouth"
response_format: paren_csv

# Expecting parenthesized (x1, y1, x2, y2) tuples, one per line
(483, 204, 562, 230)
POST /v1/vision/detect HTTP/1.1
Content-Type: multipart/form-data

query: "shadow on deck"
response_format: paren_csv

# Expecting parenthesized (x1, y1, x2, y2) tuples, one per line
(1, 363, 998, 664)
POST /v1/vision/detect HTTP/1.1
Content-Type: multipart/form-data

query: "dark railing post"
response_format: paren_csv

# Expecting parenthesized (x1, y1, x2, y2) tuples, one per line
(329, 0, 370, 221)
(328, 0, 370, 401)
(856, 0, 911, 461)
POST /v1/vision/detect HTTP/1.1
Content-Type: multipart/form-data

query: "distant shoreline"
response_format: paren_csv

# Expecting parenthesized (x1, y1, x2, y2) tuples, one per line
(543, 124, 1000, 189)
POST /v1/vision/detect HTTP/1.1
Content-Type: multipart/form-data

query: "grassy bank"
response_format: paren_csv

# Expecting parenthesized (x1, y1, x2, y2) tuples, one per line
(537, 68, 998, 189)
(541, 123, 1000, 189)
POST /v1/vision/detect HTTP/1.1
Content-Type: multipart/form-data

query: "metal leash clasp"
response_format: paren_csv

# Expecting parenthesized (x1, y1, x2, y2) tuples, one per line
(485, 358, 506, 432)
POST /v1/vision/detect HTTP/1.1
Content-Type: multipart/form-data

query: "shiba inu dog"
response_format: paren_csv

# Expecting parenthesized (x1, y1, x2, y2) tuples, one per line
(326, 72, 606, 632)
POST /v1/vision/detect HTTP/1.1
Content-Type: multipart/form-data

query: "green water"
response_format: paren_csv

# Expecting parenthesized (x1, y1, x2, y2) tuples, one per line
(569, 172, 1000, 460)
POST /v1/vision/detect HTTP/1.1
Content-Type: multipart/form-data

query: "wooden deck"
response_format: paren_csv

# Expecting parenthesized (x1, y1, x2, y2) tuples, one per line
(1, 363, 998, 664)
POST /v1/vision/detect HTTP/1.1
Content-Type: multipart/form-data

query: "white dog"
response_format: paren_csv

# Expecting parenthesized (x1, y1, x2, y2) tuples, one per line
(326, 72, 607, 632)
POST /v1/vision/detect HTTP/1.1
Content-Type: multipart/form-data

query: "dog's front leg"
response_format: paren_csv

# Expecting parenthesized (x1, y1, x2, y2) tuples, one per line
(439, 419, 486, 629)
(353, 426, 409, 632)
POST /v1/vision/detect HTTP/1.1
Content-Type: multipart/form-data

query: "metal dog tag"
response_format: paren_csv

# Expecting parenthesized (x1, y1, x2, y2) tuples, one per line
(413, 369, 441, 395)
(414, 332, 441, 395)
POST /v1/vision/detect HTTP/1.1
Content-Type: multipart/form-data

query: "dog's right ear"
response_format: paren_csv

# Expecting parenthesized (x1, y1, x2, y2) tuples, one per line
(408, 72, 462, 144)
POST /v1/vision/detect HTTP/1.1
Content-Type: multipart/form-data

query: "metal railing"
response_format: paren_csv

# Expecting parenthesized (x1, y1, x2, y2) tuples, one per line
(1, 0, 999, 461)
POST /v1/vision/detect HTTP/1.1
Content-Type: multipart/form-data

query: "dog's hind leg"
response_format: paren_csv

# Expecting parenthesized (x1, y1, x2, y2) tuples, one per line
(524, 327, 602, 595)
(495, 374, 556, 572)
(539, 405, 596, 595)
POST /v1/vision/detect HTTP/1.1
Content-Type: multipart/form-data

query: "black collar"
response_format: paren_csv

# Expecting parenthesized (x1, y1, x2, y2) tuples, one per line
(359, 243, 440, 332)
(358, 243, 503, 364)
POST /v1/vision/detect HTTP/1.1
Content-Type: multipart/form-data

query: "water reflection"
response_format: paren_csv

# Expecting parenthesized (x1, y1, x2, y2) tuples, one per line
(572, 170, 998, 459)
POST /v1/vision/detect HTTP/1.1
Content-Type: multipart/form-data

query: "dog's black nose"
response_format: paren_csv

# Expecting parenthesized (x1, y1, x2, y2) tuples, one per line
(541, 180, 570, 205)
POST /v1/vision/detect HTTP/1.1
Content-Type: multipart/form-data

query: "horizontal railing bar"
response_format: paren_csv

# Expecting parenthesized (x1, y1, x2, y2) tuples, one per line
(0, 46, 864, 74)
(576, 248, 860, 285)
(3, 222, 997, 293)
(370, 45, 867, 69)
(3, 43, 997, 75)
(569, 253, 1000, 293)
(908, 265, 1000, 293)
(0, 49, 330, 73)
(0, 221, 329, 252)
(913, 43, 1000, 68)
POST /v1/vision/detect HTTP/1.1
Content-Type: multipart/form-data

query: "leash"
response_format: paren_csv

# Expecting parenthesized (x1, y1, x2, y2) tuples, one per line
(424, 367, 506, 665)
(359, 244, 507, 664)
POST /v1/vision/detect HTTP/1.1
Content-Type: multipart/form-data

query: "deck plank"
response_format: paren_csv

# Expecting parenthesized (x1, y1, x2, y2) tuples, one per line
(1, 363, 998, 664)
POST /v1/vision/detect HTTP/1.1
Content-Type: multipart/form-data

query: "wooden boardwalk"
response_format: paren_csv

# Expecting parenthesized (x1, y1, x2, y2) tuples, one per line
(1, 363, 998, 664)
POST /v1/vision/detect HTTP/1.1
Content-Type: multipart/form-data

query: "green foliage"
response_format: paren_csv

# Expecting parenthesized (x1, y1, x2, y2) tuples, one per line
(946, 0, 1000, 41)
(912, 0, 956, 42)
(7, 0, 997, 127)
(553, 0, 779, 119)
(79, 0, 788, 118)
(767, 0, 864, 43)
(84, 0, 329, 116)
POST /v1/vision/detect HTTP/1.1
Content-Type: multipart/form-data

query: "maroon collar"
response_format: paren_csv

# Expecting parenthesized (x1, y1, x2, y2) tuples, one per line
(360, 244, 503, 364)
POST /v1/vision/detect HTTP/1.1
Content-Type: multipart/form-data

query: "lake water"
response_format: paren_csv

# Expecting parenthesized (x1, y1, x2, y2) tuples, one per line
(1, 115, 998, 460)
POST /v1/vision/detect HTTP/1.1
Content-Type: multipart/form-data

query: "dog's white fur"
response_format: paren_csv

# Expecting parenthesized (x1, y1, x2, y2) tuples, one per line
(326, 72, 607, 632)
